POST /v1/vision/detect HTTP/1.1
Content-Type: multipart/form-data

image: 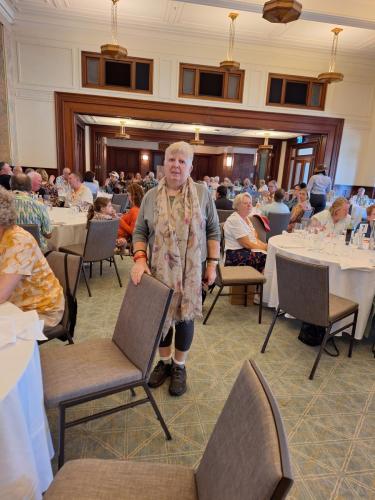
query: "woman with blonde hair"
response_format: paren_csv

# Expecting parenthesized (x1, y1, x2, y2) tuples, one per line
(311, 196, 351, 234)
(131, 141, 220, 396)
(287, 189, 312, 232)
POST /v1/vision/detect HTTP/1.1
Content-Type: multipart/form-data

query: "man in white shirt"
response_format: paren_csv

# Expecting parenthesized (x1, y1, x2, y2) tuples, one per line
(55, 167, 71, 196)
(350, 187, 370, 208)
(262, 189, 290, 217)
(311, 197, 351, 234)
(66, 172, 93, 206)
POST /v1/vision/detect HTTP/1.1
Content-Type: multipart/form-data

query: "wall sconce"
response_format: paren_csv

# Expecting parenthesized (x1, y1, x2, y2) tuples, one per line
(225, 154, 233, 168)
(141, 153, 149, 161)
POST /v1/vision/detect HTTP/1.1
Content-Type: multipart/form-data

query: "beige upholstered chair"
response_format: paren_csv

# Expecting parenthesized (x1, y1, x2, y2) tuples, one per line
(261, 254, 358, 379)
(204, 264, 266, 325)
(19, 223, 41, 246)
(59, 219, 122, 297)
(40, 274, 173, 468)
(43, 251, 82, 344)
(217, 209, 234, 223)
(44, 360, 294, 500)
(267, 212, 290, 241)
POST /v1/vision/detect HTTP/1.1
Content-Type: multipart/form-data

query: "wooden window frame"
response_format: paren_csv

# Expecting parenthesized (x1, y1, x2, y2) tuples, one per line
(179, 63, 244, 103)
(81, 51, 153, 95)
(266, 73, 327, 111)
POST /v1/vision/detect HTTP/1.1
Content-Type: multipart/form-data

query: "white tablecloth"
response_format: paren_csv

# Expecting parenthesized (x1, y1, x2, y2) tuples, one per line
(49, 207, 87, 250)
(0, 303, 53, 500)
(263, 234, 375, 339)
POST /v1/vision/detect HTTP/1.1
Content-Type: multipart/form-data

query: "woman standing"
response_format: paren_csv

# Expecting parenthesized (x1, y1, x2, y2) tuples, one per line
(131, 142, 220, 397)
(307, 165, 332, 214)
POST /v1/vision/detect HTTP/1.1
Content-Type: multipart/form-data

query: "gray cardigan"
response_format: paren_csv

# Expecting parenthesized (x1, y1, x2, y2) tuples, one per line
(133, 182, 220, 262)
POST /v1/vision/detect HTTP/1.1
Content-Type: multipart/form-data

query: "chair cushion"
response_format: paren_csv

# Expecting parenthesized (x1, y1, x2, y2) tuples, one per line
(329, 294, 358, 323)
(220, 264, 266, 285)
(44, 459, 197, 500)
(59, 244, 84, 256)
(40, 339, 142, 408)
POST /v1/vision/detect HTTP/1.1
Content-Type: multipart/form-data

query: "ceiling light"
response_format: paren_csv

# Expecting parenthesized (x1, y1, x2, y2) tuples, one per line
(220, 12, 240, 71)
(114, 120, 130, 139)
(318, 28, 344, 84)
(258, 134, 273, 151)
(263, 0, 302, 24)
(190, 128, 205, 146)
(101, 0, 127, 59)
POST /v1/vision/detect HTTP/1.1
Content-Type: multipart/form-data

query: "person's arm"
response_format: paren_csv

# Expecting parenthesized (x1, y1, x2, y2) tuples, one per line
(0, 274, 23, 303)
(40, 205, 53, 239)
(203, 190, 221, 286)
(237, 236, 267, 252)
(204, 239, 220, 286)
(119, 211, 132, 235)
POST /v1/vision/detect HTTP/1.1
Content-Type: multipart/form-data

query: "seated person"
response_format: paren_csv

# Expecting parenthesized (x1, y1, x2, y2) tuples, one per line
(258, 179, 268, 193)
(215, 185, 233, 210)
(286, 184, 301, 210)
(350, 187, 370, 207)
(0, 188, 64, 328)
(10, 173, 53, 252)
(241, 178, 257, 195)
(365, 204, 375, 237)
(118, 183, 144, 245)
(104, 171, 120, 194)
(28, 171, 46, 197)
(0, 162, 11, 190)
(287, 189, 312, 232)
(224, 193, 268, 273)
(311, 197, 351, 234)
(83, 171, 99, 197)
(87, 197, 116, 222)
(262, 189, 290, 216)
(66, 172, 93, 207)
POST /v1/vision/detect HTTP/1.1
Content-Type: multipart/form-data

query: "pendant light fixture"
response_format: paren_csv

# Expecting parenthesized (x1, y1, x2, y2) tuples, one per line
(101, 0, 127, 59)
(190, 128, 204, 146)
(114, 120, 130, 140)
(258, 133, 273, 152)
(220, 12, 240, 71)
(263, 0, 302, 24)
(318, 28, 344, 84)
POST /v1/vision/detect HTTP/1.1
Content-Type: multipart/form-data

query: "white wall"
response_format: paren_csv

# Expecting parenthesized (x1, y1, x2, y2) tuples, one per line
(6, 18, 375, 186)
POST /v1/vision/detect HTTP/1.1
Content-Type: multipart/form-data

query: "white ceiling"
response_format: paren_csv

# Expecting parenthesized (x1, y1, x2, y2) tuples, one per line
(4, 0, 375, 57)
(79, 115, 302, 139)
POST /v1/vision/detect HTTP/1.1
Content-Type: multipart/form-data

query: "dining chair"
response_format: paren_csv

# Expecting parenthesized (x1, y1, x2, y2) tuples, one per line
(261, 254, 359, 379)
(266, 213, 290, 240)
(43, 251, 82, 344)
(217, 209, 234, 223)
(59, 219, 122, 297)
(250, 215, 267, 243)
(44, 359, 294, 499)
(112, 193, 129, 212)
(204, 264, 266, 325)
(111, 203, 121, 214)
(19, 223, 41, 247)
(40, 274, 173, 469)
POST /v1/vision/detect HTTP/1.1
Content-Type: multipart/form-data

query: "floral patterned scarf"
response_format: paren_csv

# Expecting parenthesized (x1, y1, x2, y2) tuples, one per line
(152, 176, 203, 336)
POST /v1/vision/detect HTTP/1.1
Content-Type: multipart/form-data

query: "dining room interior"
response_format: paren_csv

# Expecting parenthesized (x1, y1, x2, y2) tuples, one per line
(1, 1, 375, 500)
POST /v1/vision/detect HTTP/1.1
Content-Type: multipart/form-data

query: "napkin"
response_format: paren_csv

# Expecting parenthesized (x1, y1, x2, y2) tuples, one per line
(0, 309, 47, 348)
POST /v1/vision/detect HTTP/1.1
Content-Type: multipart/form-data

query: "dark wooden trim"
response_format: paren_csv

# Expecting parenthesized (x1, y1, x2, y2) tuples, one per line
(55, 91, 344, 183)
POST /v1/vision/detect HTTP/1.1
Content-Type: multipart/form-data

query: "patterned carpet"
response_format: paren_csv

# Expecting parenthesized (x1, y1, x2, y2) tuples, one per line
(41, 257, 375, 499)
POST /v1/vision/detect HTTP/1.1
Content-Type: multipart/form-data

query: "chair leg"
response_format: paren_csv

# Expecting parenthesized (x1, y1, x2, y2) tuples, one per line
(130, 388, 136, 397)
(261, 306, 280, 353)
(143, 383, 171, 440)
(112, 256, 123, 288)
(89, 262, 92, 279)
(258, 284, 263, 324)
(66, 331, 74, 345)
(57, 405, 66, 470)
(245, 285, 248, 307)
(81, 263, 92, 297)
(203, 286, 224, 325)
(348, 310, 358, 358)
(309, 326, 332, 380)
(100, 260, 103, 276)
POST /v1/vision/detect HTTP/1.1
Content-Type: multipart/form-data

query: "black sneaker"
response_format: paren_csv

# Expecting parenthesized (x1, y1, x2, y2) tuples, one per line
(148, 361, 172, 388)
(169, 363, 187, 396)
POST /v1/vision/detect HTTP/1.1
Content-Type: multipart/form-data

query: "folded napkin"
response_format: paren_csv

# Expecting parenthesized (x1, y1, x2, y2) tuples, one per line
(0, 309, 47, 348)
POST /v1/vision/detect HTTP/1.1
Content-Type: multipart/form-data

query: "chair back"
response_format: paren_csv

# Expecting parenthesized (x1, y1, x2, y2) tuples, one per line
(219, 222, 225, 259)
(19, 223, 40, 247)
(83, 219, 119, 262)
(250, 215, 267, 243)
(111, 204, 121, 214)
(112, 274, 173, 377)
(276, 253, 330, 326)
(217, 209, 234, 223)
(112, 193, 128, 212)
(46, 251, 82, 329)
(196, 360, 293, 500)
(267, 213, 290, 240)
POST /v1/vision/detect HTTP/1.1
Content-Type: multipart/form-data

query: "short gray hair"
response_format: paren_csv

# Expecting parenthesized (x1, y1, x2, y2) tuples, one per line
(233, 192, 252, 211)
(0, 187, 16, 228)
(165, 141, 194, 166)
(10, 173, 31, 192)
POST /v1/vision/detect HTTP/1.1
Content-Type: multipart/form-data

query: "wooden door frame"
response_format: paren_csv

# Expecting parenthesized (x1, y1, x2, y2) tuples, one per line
(55, 91, 344, 181)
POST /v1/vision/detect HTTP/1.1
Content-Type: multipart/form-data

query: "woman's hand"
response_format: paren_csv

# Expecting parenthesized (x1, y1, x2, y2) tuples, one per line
(204, 263, 217, 286)
(130, 259, 151, 285)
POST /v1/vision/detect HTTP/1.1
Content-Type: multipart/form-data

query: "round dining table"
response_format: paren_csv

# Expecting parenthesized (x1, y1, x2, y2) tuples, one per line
(49, 207, 87, 250)
(263, 233, 375, 339)
(0, 302, 53, 499)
